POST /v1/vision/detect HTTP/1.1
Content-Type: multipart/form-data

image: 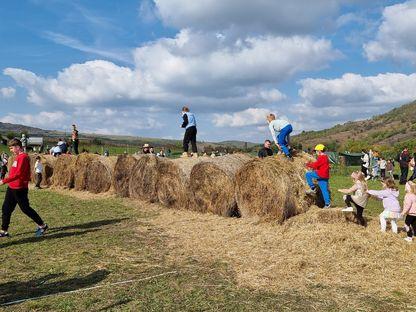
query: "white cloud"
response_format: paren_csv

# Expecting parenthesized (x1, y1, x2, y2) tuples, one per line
(213, 108, 270, 127)
(364, 0, 416, 64)
(0, 111, 67, 129)
(0, 87, 16, 98)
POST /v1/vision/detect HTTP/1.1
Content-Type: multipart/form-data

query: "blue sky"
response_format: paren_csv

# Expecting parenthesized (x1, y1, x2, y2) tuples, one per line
(1, 0, 416, 143)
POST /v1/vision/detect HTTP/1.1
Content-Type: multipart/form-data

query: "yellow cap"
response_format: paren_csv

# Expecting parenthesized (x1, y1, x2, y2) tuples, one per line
(314, 144, 325, 151)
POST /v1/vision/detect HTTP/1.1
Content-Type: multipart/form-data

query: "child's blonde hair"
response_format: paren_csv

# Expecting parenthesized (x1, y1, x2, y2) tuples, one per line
(354, 171, 368, 191)
(407, 181, 416, 194)
(382, 178, 398, 191)
(267, 113, 276, 121)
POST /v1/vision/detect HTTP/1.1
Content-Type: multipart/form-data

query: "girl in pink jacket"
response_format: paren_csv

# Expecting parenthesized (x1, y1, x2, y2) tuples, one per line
(403, 181, 416, 242)
(367, 178, 401, 233)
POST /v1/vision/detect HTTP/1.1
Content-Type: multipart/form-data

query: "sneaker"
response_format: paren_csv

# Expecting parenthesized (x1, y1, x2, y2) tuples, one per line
(404, 237, 413, 243)
(0, 231, 10, 238)
(342, 207, 354, 212)
(181, 152, 189, 158)
(305, 189, 316, 195)
(35, 224, 48, 237)
(323, 204, 331, 209)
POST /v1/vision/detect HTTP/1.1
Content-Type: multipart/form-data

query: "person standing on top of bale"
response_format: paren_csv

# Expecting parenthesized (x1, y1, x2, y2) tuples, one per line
(338, 171, 368, 226)
(266, 113, 292, 159)
(305, 144, 331, 209)
(181, 106, 198, 157)
(0, 139, 48, 238)
(71, 124, 79, 155)
(402, 181, 416, 242)
(258, 140, 273, 158)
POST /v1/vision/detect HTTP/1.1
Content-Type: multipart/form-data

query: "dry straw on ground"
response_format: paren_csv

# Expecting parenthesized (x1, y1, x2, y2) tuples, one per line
(189, 153, 252, 217)
(74, 153, 99, 191)
(156, 157, 203, 210)
(235, 153, 313, 222)
(85, 156, 117, 194)
(51, 155, 76, 189)
(129, 155, 159, 202)
(112, 155, 141, 197)
(29, 154, 56, 187)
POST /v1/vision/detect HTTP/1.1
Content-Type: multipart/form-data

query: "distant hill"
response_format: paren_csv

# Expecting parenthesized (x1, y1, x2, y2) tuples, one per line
(292, 100, 416, 153)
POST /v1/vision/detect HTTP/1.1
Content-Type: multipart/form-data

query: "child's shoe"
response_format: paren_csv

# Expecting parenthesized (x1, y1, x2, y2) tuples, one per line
(305, 189, 316, 195)
(323, 204, 331, 209)
(35, 224, 48, 237)
(0, 231, 10, 238)
(404, 237, 413, 243)
(342, 207, 354, 212)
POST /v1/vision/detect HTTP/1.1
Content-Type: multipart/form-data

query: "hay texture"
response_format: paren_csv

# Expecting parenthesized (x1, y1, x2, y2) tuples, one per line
(52, 155, 76, 188)
(156, 157, 203, 209)
(189, 153, 252, 217)
(74, 153, 99, 191)
(112, 155, 142, 197)
(235, 154, 311, 222)
(85, 156, 117, 194)
(29, 154, 56, 187)
(129, 155, 159, 202)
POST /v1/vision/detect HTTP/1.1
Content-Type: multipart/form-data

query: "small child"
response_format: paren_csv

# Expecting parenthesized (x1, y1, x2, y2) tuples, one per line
(34, 156, 43, 188)
(266, 113, 293, 159)
(367, 178, 401, 233)
(386, 159, 394, 179)
(402, 181, 416, 242)
(379, 157, 387, 179)
(338, 171, 368, 226)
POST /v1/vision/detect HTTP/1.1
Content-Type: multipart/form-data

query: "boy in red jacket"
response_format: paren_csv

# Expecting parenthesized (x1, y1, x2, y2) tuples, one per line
(305, 144, 331, 208)
(0, 138, 48, 237)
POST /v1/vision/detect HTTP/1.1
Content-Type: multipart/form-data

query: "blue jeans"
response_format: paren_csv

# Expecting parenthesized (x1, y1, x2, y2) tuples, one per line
(306, 171, 330, 206)
(277, 124, 292, 157)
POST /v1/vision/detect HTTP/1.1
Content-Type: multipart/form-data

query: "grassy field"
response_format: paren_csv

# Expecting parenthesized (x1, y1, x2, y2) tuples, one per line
(0, 167, 413, 311)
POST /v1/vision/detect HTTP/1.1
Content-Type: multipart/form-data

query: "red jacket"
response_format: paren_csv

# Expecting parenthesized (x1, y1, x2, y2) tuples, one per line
(307, 154, 330, 179)
(2, 152, 31, 189)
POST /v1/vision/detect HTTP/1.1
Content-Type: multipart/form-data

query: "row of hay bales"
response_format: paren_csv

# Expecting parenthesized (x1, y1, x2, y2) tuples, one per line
(40, 152, 313, 222)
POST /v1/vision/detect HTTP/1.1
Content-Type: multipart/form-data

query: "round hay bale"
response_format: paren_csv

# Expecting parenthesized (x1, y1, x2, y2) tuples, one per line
(86, 156, 117, 194)
(129, 155, 159, 202)
(74, 153, 99, 191)
(235, 154, 311, 222)
(156, 157, 203, 209)
(189, 153, 252, 217)
(112, 154, 142, 197)
(29, 154, 56, 187)
(52, 155, 76, 188)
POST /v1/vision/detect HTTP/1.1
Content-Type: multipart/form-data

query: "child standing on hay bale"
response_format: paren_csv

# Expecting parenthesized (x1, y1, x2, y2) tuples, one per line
(266, 113, 292, 159)
(367, 178, 401, 234)
(34, 156, 43, 189)
(0, 139, 48, 238)
(181, 106, 198, 157)
(305, 144, 331, 209)
(402, 181, 416, 242)
(338, 171, 368, 226)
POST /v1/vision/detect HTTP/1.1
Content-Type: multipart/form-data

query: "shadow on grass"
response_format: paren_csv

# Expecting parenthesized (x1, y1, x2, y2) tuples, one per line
(0, 270, 110, 306)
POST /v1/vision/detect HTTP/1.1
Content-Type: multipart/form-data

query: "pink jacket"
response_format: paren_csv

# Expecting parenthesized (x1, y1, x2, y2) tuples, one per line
(403, 193, 416, 216)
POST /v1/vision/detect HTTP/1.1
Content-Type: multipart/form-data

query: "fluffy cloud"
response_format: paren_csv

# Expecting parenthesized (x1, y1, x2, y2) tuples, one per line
(213, 108, 270, 127)
(364, 0, 416, 64)
(0, 87, 16, 98)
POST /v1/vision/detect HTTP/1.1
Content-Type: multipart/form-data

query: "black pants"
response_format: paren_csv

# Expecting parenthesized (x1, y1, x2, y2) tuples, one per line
(344, 195, 365, 226)
(380, 169, 386, 179)
(183, 126, 197, 153)
(2, 187, 44, 231)
(405, 215, 416, 237)
(72, 139, 79, 155)
(35, 173, 42, 187)
(409, 170, 416, 182)
(361, 165, 368, 177)
(400, 166, 408, 184)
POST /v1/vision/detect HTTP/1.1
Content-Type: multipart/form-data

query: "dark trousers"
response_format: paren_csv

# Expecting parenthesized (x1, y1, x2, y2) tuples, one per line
(405, 215, 416, 237)
(344, 195, 365, 226)
(183, 126, 197, 153)
(72, 139, 79, 155)
(380, 169, 386, 179)
(35, 173, 42, 187)
(400, 166, 408, 184)
(409, 170, 416, 182)
(361, 165, 368, 177)
(2, 187, 44, 231)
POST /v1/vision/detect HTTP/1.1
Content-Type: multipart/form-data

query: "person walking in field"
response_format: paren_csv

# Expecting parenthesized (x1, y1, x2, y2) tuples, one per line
(402, 181, 416, 242)
(181, 106, 198, 157)
(399, 147, 410, 184)
(361, 149, 370, 180)
(34, 156, 43, 189)
(338, 171, 368, 226)
(0, 139, 48, 238)
(71, 124, 79, 155)
(367, 178, 401, 234)
(305, 144, 331, 209)
(386, 159, 394, 179)
(379, 157, 387, 179)
(266, 113, 293, 159)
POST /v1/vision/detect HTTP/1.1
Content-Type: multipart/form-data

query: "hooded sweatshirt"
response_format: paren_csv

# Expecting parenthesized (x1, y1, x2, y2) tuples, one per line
(367, 188, 401, 213)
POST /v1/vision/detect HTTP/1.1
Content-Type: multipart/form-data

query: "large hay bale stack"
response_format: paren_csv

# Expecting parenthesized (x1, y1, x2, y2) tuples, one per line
(189, 153, 252, 217)
(29, 154, 56, 187)
(74, 153, 99, 191)
(235, 154, 311, 222)
(156, 157, 203, 209)
(112, 154, 142, 197)
(86, 156, 117, 194)
(129, 155, 159, 202)
(52, 155, 76, 188)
